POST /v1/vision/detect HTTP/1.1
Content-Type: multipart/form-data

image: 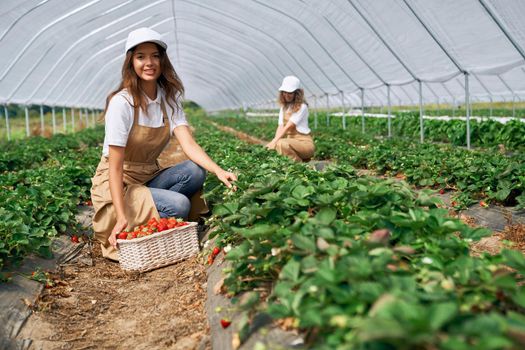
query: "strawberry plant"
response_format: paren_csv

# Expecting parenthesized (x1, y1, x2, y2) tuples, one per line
(189, 111, 525, 349)
(0, 127, 104, 271)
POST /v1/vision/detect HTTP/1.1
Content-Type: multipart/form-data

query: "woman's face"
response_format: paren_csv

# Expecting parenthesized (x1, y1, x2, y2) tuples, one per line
(132, 42, 161, 83)
(283, 91, 295, 103)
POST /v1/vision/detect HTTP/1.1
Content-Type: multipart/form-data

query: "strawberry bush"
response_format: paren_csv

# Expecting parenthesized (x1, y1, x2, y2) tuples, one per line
(191, 111, 525, 349)
(0, 127, 103, 273)
(211, 114, 525, 209)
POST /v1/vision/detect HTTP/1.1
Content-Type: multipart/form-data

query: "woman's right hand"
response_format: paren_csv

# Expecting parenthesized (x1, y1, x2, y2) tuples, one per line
(266, 140, 277, 149)
(109, 217, 128, 248)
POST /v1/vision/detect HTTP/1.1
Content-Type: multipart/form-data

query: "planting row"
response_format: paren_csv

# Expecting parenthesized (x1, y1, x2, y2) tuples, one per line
(194, 112, 525, 349)
(0, 127, 104, 274)
(211, 114, 525, 209)
(215, 111, 525, 151)
(0, 127, 103, 172)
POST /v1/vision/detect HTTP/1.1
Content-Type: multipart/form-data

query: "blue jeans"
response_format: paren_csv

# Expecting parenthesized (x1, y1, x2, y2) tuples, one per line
(146, 160, 206, 219)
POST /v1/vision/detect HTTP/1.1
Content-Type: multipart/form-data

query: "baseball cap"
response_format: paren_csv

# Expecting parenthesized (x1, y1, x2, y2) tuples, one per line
(125, 27, 167, 53)
(278, 76, 301, 92)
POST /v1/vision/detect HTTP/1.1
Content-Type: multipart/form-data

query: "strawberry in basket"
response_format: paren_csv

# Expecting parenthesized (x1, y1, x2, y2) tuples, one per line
(117, 216, 189, 240)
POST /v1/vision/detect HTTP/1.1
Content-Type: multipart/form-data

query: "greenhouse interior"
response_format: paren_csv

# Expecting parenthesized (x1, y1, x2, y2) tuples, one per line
(1, 1, 525, 349)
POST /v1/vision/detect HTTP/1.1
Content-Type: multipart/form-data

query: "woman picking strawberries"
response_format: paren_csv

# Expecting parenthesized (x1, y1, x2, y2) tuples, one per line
(266, 76, 315, 162)
(91, 28, 236, 260)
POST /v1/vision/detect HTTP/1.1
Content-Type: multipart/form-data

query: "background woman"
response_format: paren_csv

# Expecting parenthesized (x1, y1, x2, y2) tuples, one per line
(266, 76, 315, 162)
(91, 27, 236, 260)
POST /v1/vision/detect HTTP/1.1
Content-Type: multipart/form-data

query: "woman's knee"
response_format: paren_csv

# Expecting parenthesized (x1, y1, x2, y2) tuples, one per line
(182, 160, 207, 186)
(164, 194, 191, 218)
(275, 139, 290, 153)
(151, 188, 191, 219)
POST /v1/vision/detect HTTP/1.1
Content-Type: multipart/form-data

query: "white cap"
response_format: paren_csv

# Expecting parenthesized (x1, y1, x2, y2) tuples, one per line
(125, 27, 167, 53)
(278, 76, 301, 92)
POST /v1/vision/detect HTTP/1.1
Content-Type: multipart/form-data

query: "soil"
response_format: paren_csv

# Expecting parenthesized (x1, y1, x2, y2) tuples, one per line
(210, 122, 267, 145)
(16, 138, 211, 350)
(18, 245, 209, 350)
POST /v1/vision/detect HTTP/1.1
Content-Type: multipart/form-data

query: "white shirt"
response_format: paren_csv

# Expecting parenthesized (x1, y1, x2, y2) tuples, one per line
(102, 87, 188, 156)
(278, 103, 311, 134)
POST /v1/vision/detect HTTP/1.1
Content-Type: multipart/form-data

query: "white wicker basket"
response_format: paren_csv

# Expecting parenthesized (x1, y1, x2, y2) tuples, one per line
(117, 222, 199, 272)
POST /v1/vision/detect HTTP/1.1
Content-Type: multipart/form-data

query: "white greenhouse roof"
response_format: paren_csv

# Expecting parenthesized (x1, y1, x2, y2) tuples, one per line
(1, 0, 525, 110)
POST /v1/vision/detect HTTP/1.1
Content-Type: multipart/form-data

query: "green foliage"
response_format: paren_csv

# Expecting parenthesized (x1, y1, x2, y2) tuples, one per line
(192, 111, 525, 350)
(0, 127, 103, 270)
(212, 113, 525, 209)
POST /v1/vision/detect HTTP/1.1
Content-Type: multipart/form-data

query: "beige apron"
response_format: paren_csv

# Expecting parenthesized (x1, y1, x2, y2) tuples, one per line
(91, 100, 207, 261)
(272, 108, 315, 162)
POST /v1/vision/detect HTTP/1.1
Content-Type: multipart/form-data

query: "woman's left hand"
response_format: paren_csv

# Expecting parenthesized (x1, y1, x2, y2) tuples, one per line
(215, 168, 238, 189)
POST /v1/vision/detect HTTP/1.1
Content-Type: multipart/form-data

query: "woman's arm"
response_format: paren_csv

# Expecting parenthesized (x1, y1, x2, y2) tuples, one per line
(174, 126, 237, 188)
(266, 121, 296, 149)
(108, 145, 128, 248)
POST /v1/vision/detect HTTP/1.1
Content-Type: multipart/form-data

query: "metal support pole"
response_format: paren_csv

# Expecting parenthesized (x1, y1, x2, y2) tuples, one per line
(418, 81, 424, 143)
(313, 95, 318, 129)
(341, 91, 346, 130)
(52, 107, 56, 135)
(489, 96, 493, 117)
(4, 105, 10, 141)
(452, 99, 456, 117)
(512, 94, 516, 119)
(71, 108, 75, 132)
(465, 73, 471, 150)
(387, 85, 392, 138)
(40, 105, 44, 136)
(62, 108, 67, 133)
(436, 97, 440, 117)
(25, 106, 30, 137)
(326, 94, 330, 126)
(361, 88, 365, 133)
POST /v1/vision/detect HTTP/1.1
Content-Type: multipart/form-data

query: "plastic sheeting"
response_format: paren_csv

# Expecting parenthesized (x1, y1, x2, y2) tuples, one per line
(1, 0, 525, 110)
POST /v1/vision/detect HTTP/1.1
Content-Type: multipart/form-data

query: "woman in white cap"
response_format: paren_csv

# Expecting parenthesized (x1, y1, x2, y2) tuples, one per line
(266, 76, 315, 162)
(90, 27, 237, 260)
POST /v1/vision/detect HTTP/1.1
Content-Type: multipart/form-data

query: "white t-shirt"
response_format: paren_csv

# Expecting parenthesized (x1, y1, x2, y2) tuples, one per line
(278, 103, 311, 134)
(102, 87, 188, 156)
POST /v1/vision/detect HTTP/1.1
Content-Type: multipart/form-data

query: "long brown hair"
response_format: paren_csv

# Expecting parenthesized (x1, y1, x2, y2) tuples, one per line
(278, 88, 308, 113)
(104, 43, 184, 119)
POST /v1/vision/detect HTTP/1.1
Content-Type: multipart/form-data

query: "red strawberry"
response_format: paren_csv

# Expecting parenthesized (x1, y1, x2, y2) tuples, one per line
(220, 319, 231, 328)
(71, 235, 79, 243)
(480, 200, 489, 208)
(212, 247, 221, 257)
(117, 231, 128, 240)
(439, 189, 445, 194)
(208, 254, 214, 265)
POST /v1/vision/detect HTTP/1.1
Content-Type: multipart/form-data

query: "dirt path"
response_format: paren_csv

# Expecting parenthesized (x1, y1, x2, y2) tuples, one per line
(17, 139, 211, 350)
(210, 122, 267, 145)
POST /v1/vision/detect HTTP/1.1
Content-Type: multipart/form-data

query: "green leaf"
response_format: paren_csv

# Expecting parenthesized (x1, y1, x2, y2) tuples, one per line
(429, 302, 457, 330)
(236, 224, 278, 239)
(280, 259, 300, 282)
(292, 185, 313, 199)
(315, 207, 337, 225)
(502, 249, 525, 274)
(512, 288, 525, 308)
(225, 242, 250, 261)
(461, 227, 492, 240)
(291, 234, 316, 253)
(213, 202, 239, 216)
